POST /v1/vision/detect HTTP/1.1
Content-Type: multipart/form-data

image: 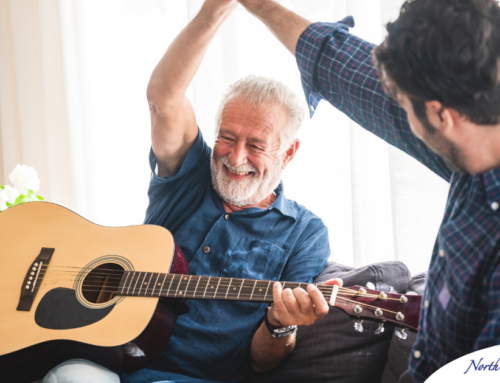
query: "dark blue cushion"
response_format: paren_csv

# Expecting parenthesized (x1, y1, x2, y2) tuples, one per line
(247, 261, 411, 383)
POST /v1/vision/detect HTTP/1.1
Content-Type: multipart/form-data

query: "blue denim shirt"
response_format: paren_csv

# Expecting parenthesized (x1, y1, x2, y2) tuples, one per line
(121, 130, 330, 383)
(296, 18, 500, 383)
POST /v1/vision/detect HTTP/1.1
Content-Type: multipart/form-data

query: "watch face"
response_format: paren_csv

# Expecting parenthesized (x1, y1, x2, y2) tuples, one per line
(272, 325, 297, 338)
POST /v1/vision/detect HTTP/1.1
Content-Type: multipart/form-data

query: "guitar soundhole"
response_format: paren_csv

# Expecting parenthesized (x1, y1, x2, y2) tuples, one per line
(81, 263, 125, 304)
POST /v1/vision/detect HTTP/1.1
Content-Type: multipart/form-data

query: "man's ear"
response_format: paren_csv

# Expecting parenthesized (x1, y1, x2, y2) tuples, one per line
(282, 140, 300, 169)
(426, 101, 455, 135)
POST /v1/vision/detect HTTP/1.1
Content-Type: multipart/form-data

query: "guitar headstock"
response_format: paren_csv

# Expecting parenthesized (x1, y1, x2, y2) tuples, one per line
(330, 285, 421, 331)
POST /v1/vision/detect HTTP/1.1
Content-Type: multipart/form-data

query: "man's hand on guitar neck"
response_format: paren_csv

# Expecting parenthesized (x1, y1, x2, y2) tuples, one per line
(250, 278, 343, 373)
(269, 279, 343, 327)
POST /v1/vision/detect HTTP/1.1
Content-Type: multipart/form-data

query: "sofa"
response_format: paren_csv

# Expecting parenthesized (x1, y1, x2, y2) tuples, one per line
(247, 261, 425, 383)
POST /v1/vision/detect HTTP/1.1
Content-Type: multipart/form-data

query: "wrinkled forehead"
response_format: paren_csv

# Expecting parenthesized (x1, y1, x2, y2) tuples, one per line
(219, 99, 287, 145)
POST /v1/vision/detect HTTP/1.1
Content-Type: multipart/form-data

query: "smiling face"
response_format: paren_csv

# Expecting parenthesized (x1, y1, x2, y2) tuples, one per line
(210, 98, 292, 208)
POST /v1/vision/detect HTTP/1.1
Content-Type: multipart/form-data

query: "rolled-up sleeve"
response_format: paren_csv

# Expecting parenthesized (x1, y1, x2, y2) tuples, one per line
(296, 18, 452, 182)
(145, 128, 212, 232)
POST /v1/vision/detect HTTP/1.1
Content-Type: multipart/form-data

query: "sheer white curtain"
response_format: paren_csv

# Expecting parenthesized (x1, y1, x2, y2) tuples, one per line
(0, 0, 449, 275)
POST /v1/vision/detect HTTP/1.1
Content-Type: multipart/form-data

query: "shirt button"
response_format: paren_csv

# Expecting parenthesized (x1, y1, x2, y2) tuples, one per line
(414, 350, 421, 359)
(310, 105, 315, 112)
(424, 300, 429, 308)
(224, 214, 230, 221)
(438, 249, 445, 257)
(202, 246, 210, 254)
(491, 201, 499, 211)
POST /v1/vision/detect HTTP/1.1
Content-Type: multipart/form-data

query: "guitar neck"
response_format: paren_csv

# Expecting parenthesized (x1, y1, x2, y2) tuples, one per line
(117, 272, 334, 303)
(116, 272, 421, 330)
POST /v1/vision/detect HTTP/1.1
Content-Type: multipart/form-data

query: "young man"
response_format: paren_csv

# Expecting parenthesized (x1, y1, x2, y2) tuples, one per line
(238, 0, 500, 382)
(43, 1, 340, 382)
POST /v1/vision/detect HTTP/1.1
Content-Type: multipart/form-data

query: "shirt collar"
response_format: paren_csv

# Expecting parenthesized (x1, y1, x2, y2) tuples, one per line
(271, 182, 298, 220)
(212, 181, 298, 220)
(483, 168, 500, 208)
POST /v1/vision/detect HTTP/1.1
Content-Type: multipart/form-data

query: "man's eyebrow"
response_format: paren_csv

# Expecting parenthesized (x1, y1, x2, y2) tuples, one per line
(219, 129, 236, 137)
(219, 129, 268, 146)
(247, 137, 267, 146)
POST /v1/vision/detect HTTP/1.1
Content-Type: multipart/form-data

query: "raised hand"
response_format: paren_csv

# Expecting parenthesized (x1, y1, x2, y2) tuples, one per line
(203, 0, 238, 15)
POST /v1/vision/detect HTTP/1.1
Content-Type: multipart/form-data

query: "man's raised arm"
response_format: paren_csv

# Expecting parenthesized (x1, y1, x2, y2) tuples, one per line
(147, 0, 236, 178)
(238, 0, 452, 181)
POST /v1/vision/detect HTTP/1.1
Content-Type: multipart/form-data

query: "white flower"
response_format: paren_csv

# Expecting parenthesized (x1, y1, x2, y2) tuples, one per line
(3, 185, 20, 204)
(9, 165, 40, 194)
(0, 189, 8, 211)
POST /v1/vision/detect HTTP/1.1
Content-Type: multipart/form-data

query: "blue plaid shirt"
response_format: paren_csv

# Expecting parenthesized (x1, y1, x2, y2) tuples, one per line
(296, 17, 500, 382)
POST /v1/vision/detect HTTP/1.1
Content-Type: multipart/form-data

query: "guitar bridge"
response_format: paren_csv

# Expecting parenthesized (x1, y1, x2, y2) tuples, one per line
(16, 248, 55, 311)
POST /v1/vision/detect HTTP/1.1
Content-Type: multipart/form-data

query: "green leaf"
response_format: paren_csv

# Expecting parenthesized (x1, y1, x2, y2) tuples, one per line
(0, 185, 4, 189)
(6, 202, 12, 207)
(14, 194, 27, 205)
(9, 191, 45, 206)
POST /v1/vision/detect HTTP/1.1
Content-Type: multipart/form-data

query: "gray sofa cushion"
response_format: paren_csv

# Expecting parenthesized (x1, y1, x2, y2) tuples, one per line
(381, 272, 426, 383)
(248, 261, 411, 383)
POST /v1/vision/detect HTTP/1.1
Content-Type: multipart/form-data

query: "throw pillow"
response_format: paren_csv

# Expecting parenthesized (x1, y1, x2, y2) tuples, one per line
(247, 261, 411, 383)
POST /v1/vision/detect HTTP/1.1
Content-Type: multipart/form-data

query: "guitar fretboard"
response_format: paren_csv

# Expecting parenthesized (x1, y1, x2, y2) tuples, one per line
(117, 272, 335, 303)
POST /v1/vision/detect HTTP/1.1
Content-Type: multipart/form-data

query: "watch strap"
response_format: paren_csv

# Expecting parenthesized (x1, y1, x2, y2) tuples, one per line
(264, 308, 297, 338)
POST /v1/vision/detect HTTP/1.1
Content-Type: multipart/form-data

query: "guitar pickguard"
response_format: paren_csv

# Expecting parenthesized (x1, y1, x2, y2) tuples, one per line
(35, 288, 114, 330)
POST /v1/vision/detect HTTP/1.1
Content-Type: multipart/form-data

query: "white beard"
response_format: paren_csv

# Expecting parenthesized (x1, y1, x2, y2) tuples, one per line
(210, 154, 283, 207)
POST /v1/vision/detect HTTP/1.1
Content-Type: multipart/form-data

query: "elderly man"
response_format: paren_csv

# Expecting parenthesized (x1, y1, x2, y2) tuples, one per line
(43, 1, 339, 383)
(238, 0, 500, 382)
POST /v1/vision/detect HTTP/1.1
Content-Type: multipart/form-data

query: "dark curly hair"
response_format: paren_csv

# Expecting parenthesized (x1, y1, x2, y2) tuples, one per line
(373, 0, 500, 127)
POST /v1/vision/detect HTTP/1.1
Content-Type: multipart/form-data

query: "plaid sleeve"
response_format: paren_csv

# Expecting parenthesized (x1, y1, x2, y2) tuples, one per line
(296, 18, 452, 182)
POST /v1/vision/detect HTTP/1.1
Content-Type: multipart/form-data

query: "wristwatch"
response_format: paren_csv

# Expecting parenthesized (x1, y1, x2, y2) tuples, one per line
(264, 308, 298, 338)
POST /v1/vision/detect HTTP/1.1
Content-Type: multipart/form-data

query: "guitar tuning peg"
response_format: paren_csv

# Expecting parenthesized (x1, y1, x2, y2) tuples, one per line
(395, 328, 408, 340)
(354, 320, 364, 333)
(375, 323, 385, 335)
(366, 281, 375, 290)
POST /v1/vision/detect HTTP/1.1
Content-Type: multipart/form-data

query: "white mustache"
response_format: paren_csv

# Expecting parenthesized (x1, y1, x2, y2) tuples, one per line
(219, 156, 258, 174)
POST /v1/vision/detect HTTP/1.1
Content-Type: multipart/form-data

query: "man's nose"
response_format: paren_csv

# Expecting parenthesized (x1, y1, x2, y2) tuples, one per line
(228, 141, 248, 168)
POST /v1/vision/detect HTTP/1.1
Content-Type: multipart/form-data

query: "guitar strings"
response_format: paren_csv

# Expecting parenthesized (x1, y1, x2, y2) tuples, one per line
(33, 274, 378, 295)
(31, 279, 404, 305)
(35, 265, 391, 295)
(31, 276, 376, 299)
(32, 283, 363, 299)
(32, 266, 407, 301)
(34, 268, 370, 293)
(34, 266, 410, 296)
(26, 283, 404, 316)
(32, 273, 403, 300)
(31, 272, 410, 310)
(32, 276, 363, 296)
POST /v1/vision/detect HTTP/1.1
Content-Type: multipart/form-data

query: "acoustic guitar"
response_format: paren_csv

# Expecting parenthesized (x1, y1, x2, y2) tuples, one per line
(0, 202, 421, 382)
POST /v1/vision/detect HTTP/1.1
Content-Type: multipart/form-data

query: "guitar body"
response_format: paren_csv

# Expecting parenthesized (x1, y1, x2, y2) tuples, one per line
(0, 202, 189, 382)
(0, 202, 422, 382)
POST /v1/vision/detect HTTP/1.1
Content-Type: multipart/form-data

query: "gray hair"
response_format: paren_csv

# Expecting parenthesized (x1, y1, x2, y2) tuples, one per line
(214, 75, 306, 153)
